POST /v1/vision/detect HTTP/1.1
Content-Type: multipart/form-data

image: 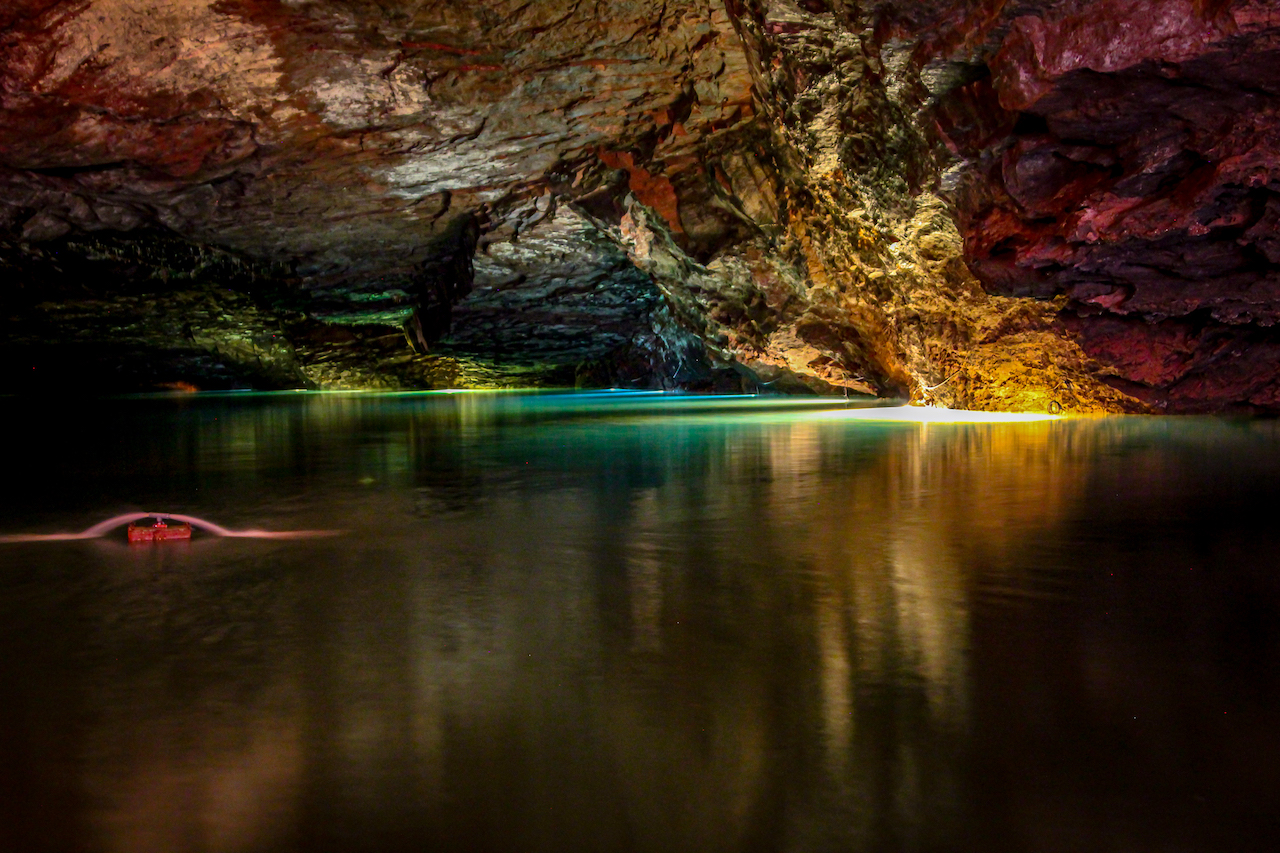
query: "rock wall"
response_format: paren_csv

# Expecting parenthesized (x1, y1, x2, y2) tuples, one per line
(938, 0, 1280, 411)
(3, 0, 1279, 409)
(703, 0, 1139, 411)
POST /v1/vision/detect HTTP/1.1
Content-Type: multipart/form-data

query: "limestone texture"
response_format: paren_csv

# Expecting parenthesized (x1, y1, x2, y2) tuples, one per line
(2, 0, 1279, 410)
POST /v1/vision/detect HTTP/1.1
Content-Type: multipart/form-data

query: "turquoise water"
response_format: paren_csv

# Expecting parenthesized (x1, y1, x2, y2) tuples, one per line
(1, 391, 1278, 852)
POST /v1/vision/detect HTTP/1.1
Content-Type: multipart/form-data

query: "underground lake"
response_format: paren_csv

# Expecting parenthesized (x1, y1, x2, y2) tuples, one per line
(1, 390, 1277, 852)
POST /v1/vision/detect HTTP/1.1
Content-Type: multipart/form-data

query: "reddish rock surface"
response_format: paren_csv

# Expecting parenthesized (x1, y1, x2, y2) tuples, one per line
(933, 0, 1280, 410)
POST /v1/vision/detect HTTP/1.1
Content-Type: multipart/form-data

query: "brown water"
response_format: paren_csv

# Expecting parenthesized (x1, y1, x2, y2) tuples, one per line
(1, 391, 1278, 853)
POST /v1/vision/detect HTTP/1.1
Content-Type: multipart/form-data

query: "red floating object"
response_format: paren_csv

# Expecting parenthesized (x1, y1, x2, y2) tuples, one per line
(127, 517, 193, 543)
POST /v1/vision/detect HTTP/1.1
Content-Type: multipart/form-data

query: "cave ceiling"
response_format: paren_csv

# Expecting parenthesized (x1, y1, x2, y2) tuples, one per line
(3, 0, 1280, 411)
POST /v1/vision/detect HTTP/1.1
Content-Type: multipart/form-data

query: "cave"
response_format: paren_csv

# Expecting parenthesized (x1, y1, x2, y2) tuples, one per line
(4, 1, 1277, 411)
(6, 4, 1280, 852)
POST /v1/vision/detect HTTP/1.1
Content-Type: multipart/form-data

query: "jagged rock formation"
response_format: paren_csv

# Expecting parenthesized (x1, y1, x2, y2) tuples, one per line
(3, 0, 1279, 410)
(934, 0, 1280, 411)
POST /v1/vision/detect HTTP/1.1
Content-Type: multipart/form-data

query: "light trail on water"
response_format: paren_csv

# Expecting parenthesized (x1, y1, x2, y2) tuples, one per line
(0, 512, 342, 543)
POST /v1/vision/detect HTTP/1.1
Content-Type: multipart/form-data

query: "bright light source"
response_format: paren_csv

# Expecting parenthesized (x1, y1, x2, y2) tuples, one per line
(817, 405, 1062, 423)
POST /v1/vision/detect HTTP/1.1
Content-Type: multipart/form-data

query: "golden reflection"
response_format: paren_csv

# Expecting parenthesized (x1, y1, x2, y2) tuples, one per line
(888, 534, 969, 726)
(761, 417, 1105, 747)
(52, 400, 1117, 853)
(815, 590, 854, 766)
(820, 405, 1062, 422)
(626, 489, 665, 652)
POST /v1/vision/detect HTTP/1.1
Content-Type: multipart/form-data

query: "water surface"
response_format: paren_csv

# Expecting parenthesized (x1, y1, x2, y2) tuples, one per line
(2, 392, 1278, 852)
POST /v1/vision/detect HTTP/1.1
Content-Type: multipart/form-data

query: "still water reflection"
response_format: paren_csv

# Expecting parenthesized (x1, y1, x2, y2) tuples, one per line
(1, 392, 1278, 853)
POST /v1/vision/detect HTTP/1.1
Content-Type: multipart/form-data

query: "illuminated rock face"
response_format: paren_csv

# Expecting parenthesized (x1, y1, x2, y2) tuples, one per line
(2, 0, 1280, 409)
(0, 0, 761, 391)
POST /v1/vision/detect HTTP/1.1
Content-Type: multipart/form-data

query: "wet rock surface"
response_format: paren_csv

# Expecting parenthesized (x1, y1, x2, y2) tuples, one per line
(2, 0, 1279, 410)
